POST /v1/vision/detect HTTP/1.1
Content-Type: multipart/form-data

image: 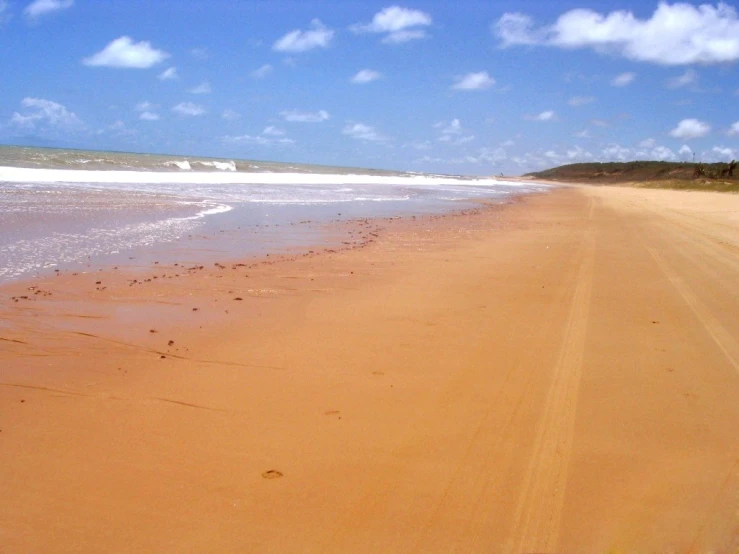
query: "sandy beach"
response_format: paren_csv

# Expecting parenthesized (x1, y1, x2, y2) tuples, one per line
(1, 184, 737, 552)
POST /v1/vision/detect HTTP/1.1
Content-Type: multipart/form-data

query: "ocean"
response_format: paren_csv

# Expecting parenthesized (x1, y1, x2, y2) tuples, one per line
(0, 146, 548, 283)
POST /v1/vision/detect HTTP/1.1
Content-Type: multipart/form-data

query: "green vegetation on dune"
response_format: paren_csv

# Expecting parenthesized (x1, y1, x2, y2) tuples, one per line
(526, 161, 739, 192)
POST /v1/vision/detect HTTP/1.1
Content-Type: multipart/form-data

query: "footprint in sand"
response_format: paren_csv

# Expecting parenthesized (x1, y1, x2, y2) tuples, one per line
(325, 410, 340, 415)
(372, 371, 384, 376)
(262, 470, 283, 479)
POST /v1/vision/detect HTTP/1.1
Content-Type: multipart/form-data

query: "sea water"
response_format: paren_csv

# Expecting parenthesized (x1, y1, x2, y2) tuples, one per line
(0, 146, 548, 283)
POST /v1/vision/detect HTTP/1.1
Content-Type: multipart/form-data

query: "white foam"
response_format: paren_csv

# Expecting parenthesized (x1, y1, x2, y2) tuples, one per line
(0, 166, 528, 188)
(196, 160, 236, 171)
(163, 160, 192, 170)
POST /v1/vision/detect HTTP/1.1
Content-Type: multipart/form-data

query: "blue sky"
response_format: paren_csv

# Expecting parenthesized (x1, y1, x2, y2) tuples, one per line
(1, 0, 738, 175)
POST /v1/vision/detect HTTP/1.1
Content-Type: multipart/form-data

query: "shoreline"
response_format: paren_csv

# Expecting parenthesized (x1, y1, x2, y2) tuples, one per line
(1, 185, 737, 552)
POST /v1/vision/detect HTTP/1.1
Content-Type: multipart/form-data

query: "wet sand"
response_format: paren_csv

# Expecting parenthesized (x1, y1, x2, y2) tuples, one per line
(1, 186, 737, 552)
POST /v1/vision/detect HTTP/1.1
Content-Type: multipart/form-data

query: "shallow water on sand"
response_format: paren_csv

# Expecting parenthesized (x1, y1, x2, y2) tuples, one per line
(0, 147, 548, 283)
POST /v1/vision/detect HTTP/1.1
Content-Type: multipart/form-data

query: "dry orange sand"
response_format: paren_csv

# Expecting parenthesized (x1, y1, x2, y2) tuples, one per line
(1, 186, 737, 553)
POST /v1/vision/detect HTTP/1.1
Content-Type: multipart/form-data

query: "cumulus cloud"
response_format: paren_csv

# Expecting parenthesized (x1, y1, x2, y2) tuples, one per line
(651, 145, 677, 161)
(669, 118, 711, 139)
(135, 102, 160, 121)
(667, 68, 698, 88)
(679, 144, 694, 159)
(574, 129, 591, 138)
(494, 3, 739, 65)
(158, 67, 178, 80)
(279, 109, 329, 123)
(342, 122, 387, 141)
(639, 137, 656, 148)
(435, 119, 463, 135)
(83, 36, 169, 68)
(452, 71, 495, 90)
(568, 96, 595, 106)
(262, 126, 285, 136)
(712, 146, 737, 160)
(351, 69, 382, 84)
(10, 97, 82, 130)
(172, 102, 205, 116)
(525, 110, 556, 121)
(273, 19, 333, 52)
(567, 145, 594, 160)
(433, 119, 475, 145)
(188, 81, 212, 94)
(727, 120, 739, 135)
(351, 6, 432, 44)
(251, 64, 273, 79)
(24, 0, 73, 19)
(135, 101, 155, 112)
(611, 72, 636, 86)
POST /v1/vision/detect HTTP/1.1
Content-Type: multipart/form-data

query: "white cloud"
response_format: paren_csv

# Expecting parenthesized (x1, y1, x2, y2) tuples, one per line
(10, 97, 82, 130)
(712, 146, 736, 160)
(221, 109, 241, 121)
(525, 110, 556, 121)
(188, 81, 212, 94)
(679, 144, 693, 159)
(574, 130, 591, 138)
(158, 67, 178, 80)
(273, 19, 333, 52)
(135, 101, 156, 112)
(382, 29, 427, 44)
(83, 36, 169, 68)
(452, 71, 495, 91)
(435, 118, 463, 134)
(279, 109, 329, 123)
(611, 72, 636, 86)
(568, 96, 595, 106)
(262, 126, 285, 136)
(601, 144, 633, 161)
(351, 69, 382, 84)
(439, 134, 475, 145)
(351, 6, 432, 44)
(494, 3, 739, 65)
(639, 137, 656, 148)
(134, 102, 161, 121)
(494, 13, 543, 46)
(667, 68, 698, 89)
(727, 120, 739, 135)
(223, 130, 294, 146)
(172, 102, 205, 116)
(567, 146, 594, 160)
(24, 0, 73, 19)
(342, 122, 387, 141)
(651, 145, 677, 161)
(251, 64, 273, 79)
(434, 119, 475, 145)
(669, 118, 711, 139)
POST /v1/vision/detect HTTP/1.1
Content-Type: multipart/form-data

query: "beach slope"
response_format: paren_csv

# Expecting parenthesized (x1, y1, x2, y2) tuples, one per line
(1, 185, 737, 552)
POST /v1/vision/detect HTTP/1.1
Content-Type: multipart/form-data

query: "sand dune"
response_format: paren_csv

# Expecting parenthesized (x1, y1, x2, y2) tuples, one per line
(1, 186, 737, 552)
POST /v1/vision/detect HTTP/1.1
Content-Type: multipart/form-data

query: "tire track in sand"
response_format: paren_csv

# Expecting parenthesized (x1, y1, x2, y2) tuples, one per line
(647, 247, 739, 376)
(506, 224, 596, 553)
